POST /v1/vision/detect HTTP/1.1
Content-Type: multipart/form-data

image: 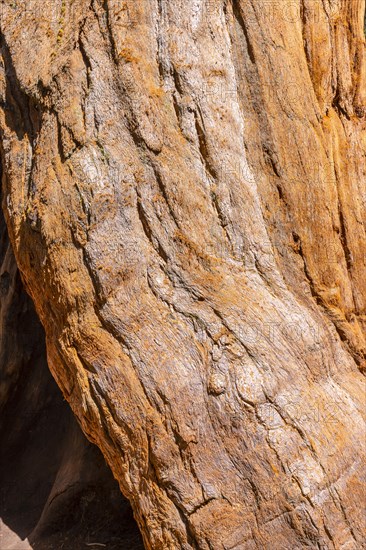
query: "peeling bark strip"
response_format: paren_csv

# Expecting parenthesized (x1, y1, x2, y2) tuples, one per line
(0, 1, 365, 548)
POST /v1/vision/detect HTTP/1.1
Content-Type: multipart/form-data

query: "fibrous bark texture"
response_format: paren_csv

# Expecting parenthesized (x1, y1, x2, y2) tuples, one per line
(0, 1, 365, 549)
(0, 201, 143, 549)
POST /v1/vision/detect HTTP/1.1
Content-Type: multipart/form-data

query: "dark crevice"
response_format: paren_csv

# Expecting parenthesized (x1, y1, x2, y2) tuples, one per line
(232, 0, 256, 65)
(338, 208, 353, 271)
(194, 110, 218, 181)
(78, 29, 93, 91)
(0, 36, 33, 141)
(136, 195, 169, 264)
(171, 66, 185, 96)
(148, 159, 180, 228)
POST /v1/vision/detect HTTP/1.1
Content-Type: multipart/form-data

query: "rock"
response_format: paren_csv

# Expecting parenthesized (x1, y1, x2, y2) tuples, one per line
(0, 1, 365, 548)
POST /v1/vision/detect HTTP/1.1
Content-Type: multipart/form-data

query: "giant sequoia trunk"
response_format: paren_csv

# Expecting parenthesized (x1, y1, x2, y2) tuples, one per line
(0, 194, 143, 548)
(0, 1, 365, 548)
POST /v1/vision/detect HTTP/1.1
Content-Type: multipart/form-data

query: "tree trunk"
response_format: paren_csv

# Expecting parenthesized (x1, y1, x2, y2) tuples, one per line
(0, 193, 143, 549)
(0, 1, 365, 548)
